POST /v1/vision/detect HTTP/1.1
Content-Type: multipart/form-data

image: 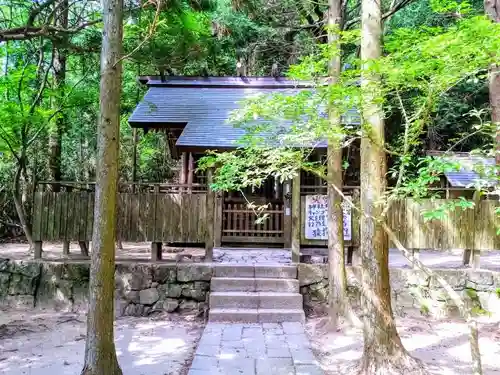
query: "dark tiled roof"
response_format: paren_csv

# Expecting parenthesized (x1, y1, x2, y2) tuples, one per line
(128, 78, 360, 149)
(139, 76, 314, 88)
(442, 154, 495, 188)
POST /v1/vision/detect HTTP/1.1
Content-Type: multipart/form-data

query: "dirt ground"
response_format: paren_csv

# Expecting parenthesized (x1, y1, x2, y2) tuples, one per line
(1, 308, 499, 375)
(0, 241, 206, 262)
(306, 314, 500, 375)
(0, 309, 204, 375)
(1, 242, 500, 270)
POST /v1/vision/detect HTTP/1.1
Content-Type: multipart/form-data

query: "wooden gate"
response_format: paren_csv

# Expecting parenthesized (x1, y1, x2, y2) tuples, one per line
(221, 193, 285, 244)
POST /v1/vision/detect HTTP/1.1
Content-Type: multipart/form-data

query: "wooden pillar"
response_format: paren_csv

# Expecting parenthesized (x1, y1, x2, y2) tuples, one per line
(214, 192, 223, 248)
(63, 241, 70, 256)
(291, 173, 301, 263)
(205, 169, 215, 261)
(283, 179, 292, 248)
(180, 152, 187, 190)
(151, 242, 162, 261)
(132, 128, 138, 184)
(463, 189, 482, 270)
(34, 241, 43, 259)
(187, 152, 195, 193)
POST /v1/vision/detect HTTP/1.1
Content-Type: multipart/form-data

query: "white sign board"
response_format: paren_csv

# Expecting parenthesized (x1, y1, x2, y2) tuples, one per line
(304, 195, 352, 241)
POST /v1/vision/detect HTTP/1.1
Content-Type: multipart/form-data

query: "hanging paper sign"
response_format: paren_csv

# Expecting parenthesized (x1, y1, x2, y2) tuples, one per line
(304, 195, 352, 241)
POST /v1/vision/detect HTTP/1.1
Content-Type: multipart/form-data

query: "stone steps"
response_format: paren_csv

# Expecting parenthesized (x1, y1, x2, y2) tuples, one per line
(211, 277, 300, 293)
(209, 264, 304, 323)
(210, 291, 303, 309)
(209, 308, 305, 323)
(214, 264, 297, 279)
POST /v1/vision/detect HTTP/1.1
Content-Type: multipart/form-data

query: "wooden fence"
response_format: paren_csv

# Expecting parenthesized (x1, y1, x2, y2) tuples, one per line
(33, 190, 208, 243)
(387, 199, 499, 251)
(32, 182, 499, 260)
(298, 197, 499, 251)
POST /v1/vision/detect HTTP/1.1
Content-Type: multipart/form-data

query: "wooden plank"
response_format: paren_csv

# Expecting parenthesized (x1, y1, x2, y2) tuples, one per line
(138, 193, 147, 241)
(180, 153, 187, 185)
(78, 192, 89, 241)
(116, 193, 125, 241)
(65, 192, 75, 241)
(132, 193, 140, 242)
(214, 194, 223, 247)
(45, 192, 55, 241)
(187, 152, 194, 192)
(60, 193, 69, 241)
(232, 203, 237, 238)
(32, 192, 43, 241)
(283, 180, 291, 247)
(222, 235, 284, 244)
(52, 193, 61, 242)
(86, 193, 94, 241)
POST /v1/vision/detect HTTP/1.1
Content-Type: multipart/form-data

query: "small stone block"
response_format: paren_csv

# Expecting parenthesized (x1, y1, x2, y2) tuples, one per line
(188, 369, 222, 375)
(256, 358, 294, 375)
(254, 265, 297, 279)
(291, 349, 318, 365)
(214, 265, 255, 278)
(219, 347, 248, 359)
(282, 322, 304, 334)
(190, 355, 219, 370)
(295, 364, 325, 375)
(197, 345, 220, 357)
(267, 348, 292, 358)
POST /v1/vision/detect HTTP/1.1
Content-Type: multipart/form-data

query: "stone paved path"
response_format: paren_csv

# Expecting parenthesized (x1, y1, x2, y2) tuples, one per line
(188, 322, 323, 375)
(213, 248, 291, 264)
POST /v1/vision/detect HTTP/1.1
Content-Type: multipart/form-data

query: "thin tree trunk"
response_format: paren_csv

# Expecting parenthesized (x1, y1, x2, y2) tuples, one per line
(81, 0, 123, 373)
(13, 159, 34, 248)
(326, 0, 348, 329)
(357, 0, 427, 372)
(48, 0, 68, 189)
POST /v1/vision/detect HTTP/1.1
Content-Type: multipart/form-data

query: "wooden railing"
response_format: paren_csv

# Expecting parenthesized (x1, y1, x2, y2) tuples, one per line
(221, 202, 284, 244)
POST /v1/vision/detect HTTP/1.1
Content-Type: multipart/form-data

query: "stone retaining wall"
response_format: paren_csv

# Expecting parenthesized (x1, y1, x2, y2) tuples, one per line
(2, 259, 500, 319)
(298, 264, 500, 318)
(0, 259, 213, 317)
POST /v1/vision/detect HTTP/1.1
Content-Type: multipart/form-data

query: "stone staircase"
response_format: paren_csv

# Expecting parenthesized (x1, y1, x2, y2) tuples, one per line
(209, 264, 305, 323)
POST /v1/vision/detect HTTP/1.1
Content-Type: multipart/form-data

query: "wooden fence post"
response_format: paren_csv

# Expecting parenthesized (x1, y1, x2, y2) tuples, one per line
(214, 192, 222, 248)
(291, 173, 301, 263)
(463, 190, 482, 270)
(34, 241, 43, 259)
(63, 241, 70, 256)
(187, 152, 194, 193)
(205, 169, 215, 261)
(283, 179, 292, 248)
(151, 242, 162, 261)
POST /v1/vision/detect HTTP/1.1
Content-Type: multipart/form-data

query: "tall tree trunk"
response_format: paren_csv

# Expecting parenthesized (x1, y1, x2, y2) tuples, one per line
(81, 0, 123, 374)
(357, 0, 427, 372)
(485, 0, 500, 165)
(326, 0, 348, 329)
(48, 0, 68, 189)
